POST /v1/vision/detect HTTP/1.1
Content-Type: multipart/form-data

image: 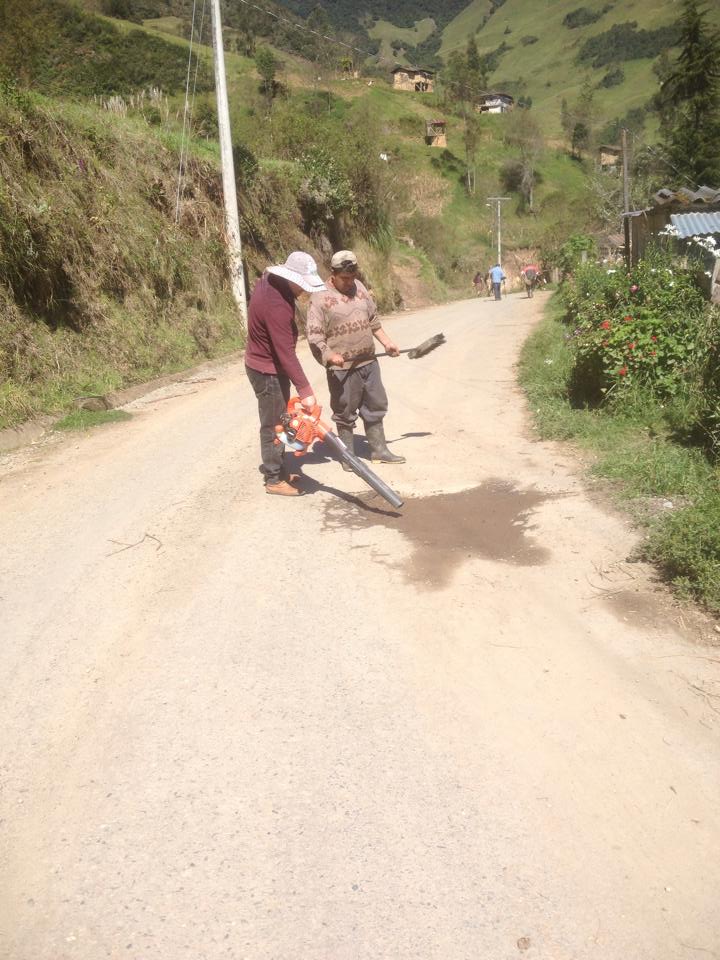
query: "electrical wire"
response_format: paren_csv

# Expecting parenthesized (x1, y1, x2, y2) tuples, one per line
(233, 0, 373, 59)
(175, 0, 199, 223)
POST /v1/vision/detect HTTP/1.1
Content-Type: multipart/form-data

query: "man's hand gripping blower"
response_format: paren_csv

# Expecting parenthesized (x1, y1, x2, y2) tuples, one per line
(275, 398, 404, 509)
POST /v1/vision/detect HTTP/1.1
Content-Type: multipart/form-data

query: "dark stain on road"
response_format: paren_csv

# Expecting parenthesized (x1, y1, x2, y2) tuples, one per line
(324, 479, 552, 589)
(604, 589, 667, 630)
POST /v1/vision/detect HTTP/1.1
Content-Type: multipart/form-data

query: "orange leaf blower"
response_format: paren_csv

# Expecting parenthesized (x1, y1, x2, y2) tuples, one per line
(275, 398, 404, 509)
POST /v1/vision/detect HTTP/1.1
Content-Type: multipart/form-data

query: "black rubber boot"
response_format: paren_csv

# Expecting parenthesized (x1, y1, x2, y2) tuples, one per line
(336, 426, 354, 471)
(365, 421, 406, 464)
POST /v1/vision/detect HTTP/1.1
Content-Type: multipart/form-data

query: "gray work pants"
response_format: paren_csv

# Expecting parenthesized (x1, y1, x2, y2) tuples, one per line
(327, 360, 388, 429)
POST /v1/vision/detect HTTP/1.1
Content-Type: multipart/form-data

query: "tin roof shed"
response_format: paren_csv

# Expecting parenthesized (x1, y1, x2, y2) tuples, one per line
(669, 211, 720, 238)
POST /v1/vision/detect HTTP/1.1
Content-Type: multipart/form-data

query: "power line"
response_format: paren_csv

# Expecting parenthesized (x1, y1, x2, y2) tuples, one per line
(175, 0, 200, 223)
(233, 0, 374, 59)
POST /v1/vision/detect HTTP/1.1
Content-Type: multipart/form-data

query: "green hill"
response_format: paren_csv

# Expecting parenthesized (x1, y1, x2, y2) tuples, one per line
(440, 0, 679, 136)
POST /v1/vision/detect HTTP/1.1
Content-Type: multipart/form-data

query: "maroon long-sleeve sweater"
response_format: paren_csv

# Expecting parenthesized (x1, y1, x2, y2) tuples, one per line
(244, 273, 313, 400)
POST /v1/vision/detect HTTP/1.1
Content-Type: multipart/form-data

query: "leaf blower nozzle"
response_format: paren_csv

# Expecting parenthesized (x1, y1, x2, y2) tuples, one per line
(275, 399, 404, 510)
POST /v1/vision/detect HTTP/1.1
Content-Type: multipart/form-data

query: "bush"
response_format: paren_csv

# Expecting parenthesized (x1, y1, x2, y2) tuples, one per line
(563, 6, 610, 29)
(642, 491, 720, 612)
(577, 21, 679, 68)
(563, 251, 707, 404)
(695, 304, 720, 457)
(598, 67, 625, 88)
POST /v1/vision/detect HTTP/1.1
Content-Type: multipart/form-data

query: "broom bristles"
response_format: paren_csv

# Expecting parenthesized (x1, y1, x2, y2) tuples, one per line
(408, 333, 446, 359)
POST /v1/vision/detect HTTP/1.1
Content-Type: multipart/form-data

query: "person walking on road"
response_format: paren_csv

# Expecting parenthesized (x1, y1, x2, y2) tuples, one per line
(245, 251, 326, 497)
(489, 263, 506, 300)
(306, 250, 405, 469)
(472, 271, 486, 297)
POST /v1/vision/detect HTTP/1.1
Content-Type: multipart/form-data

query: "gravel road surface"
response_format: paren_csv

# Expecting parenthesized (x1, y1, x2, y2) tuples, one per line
(2, 292, 719, 960)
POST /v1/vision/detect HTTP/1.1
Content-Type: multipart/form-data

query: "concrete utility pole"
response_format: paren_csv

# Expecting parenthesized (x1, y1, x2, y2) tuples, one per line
(486, 197, 511, 265)
(211, 0, 247, 327)
(621, 128, 632, 271)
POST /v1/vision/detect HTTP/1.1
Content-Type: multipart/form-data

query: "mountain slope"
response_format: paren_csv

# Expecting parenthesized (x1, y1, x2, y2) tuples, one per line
(440, 0, 679, 135)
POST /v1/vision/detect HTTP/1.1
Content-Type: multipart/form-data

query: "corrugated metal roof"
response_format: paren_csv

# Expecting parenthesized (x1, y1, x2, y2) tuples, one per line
(670, 211, 720, 238)
(654, 185, 720, 205)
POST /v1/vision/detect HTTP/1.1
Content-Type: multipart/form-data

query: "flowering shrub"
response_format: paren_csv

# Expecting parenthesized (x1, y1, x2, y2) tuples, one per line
(696, 304, 720, 457)
(562, 250, 707, 403)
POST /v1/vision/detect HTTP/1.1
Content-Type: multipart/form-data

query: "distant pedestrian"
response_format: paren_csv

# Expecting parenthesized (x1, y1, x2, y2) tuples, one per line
(488, 263, 506, 300)
(472, 271, 486, 297)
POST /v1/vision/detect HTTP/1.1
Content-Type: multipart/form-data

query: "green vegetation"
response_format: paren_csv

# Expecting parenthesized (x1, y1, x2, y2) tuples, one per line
(577, 21, 679, 69)
(440, 0, 680, 137)
(563, 251, 707, 404)
(656, 0, 720, 187)
(55, 409, 133, 430)
(520, 280, 720, 613)
(0, 0, 210, 97)
(0, 81, 240, 428)
(563, 7, 612, 30)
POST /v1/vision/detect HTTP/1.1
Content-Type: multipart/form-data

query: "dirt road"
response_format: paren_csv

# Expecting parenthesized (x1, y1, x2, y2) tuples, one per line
(2, 292, 719, 960)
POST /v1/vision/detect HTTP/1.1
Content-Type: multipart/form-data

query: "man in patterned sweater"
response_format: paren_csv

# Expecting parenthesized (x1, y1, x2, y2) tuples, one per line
(307, 250, 405, 468)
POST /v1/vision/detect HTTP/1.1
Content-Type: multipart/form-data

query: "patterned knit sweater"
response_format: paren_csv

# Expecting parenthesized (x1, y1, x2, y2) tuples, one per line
(307, 278, 380, 370)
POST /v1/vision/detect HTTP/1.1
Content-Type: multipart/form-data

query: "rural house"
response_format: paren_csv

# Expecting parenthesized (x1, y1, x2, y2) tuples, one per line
(425, 119, 447, 148)
(391, 65, 435, 93)
(475, 92, 514, 114)
(629, 185, 720, 301)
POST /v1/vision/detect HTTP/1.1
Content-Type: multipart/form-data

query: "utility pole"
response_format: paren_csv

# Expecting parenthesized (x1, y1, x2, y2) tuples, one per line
(211, 0, 247, 327)
(486, 197, 511, 265)
(621, 128, 632, 271)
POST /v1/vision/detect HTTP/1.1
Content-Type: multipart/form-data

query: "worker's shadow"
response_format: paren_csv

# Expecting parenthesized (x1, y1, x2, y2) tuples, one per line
(296, 472, 401, 517)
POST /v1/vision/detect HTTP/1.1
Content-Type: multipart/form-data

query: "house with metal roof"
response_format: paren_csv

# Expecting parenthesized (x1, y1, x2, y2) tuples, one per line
(474, 93, 514, 114)
(629, 186, 720, 301)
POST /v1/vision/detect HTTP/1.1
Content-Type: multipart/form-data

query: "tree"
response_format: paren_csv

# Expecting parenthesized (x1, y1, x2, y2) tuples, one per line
(560, 81, 597, 158)
(502, 110, 544, 210)
(658, 0, 720, 185)
(466, 36, 481, 75)
(254, 46, 277, 102)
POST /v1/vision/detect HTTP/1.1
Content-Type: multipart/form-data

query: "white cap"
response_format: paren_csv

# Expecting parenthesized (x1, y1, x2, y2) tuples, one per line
(267, 252, 326, 293)
(330, 249, 359, 271)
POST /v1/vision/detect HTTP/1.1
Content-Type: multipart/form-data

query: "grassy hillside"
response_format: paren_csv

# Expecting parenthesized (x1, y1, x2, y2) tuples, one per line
(0, 0, 211, 97)
(0, 85, 240, 426)
(441, 0, 678, 136)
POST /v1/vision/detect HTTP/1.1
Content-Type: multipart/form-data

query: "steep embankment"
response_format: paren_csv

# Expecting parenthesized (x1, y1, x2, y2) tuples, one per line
(0, 85, 244, 428)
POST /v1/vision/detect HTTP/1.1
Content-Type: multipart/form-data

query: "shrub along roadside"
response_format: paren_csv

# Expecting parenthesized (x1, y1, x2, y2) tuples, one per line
(518, 296, 720, 613)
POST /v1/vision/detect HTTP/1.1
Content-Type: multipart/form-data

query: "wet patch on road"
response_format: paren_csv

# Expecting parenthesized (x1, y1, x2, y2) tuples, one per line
(324, 479, 552, 589)
(604, 588, 670, 631)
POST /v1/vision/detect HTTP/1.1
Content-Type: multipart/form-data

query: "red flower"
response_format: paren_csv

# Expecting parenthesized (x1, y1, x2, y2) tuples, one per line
(629, 342, 636, 350)
(600, 320, 611, 329)
(630, 284, 639, 293)
(651, 335, 657, 341)
(624, 315, 633, 322)
(619, 366, 628, 376)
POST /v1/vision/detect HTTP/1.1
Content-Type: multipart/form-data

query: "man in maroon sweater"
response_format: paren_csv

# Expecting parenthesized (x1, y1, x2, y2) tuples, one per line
(245, 252, 326, 497)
